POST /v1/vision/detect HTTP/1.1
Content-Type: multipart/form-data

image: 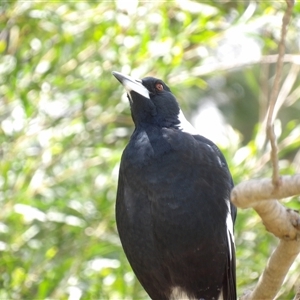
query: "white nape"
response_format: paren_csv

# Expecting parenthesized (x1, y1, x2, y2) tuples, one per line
(192, 101, 229, 147)
(178, 110, 198, 135)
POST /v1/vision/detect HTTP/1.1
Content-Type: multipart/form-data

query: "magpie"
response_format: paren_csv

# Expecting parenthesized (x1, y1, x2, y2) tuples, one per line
(112, 71, 237, 300)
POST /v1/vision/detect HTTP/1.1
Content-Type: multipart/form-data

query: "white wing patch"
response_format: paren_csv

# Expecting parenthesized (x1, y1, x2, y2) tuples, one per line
(226, 198, 235, 260)
(206, 144, 223, 167)
(177, 110, 198, 135)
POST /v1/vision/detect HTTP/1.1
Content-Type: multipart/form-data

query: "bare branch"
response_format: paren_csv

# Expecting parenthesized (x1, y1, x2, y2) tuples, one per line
(266, 0, 294, 187)
(231, 174, 300, 208)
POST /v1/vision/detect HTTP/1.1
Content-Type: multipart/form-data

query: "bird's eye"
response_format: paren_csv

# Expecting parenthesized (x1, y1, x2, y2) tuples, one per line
(155, 83, 164, 91)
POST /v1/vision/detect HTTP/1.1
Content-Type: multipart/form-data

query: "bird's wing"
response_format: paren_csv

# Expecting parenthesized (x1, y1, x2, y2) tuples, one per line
(193, 134, 237, 221)
(193, 134, 237, 300)
(117, 128, 237, 299)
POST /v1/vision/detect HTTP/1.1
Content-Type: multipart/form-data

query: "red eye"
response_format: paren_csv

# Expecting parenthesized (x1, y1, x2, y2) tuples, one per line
(155, 83, 164, 91)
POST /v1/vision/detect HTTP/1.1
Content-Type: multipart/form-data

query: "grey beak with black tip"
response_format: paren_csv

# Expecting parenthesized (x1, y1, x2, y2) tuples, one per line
(112, 71, 150, 100)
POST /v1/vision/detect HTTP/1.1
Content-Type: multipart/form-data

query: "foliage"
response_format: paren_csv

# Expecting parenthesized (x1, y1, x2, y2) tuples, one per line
(1, 1, 300, 299)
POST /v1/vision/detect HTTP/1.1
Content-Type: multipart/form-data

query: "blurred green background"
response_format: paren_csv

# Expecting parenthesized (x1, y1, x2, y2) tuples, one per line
(1, 1, 300, 299)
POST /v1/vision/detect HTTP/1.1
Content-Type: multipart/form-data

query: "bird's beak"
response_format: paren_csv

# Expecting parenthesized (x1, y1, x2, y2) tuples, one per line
(112, 71, 150, 100)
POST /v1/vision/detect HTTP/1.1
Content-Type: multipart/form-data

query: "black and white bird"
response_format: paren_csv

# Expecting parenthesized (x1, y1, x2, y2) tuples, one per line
(112, 71, 237, 300)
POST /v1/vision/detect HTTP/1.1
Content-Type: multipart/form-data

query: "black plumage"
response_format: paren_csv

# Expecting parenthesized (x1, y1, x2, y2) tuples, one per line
(112, 71, 237, 300)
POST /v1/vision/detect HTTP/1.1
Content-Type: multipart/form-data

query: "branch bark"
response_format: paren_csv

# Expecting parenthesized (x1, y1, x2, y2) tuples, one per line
(253, 201, 300, 240)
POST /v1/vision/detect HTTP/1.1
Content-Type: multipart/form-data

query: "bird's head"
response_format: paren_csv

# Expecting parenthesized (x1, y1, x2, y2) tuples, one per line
(112, 71, 184, 129)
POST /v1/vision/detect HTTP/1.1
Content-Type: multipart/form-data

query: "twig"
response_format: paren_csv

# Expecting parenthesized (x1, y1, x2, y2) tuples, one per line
(266, 0, 294, 188)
